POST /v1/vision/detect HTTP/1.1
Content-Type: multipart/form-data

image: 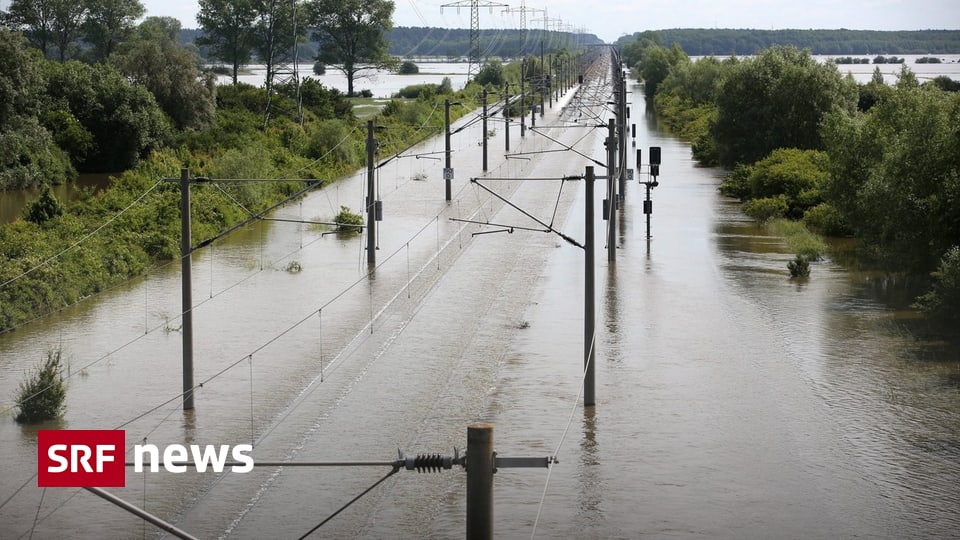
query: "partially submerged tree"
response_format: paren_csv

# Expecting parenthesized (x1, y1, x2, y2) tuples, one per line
(196, 0, 257, 84)
(306, 0, 394, 97)
(15, 349, 66, 424)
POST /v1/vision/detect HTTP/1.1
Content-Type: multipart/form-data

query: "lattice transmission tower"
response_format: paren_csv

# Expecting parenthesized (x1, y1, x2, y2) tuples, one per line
(441, 0, 509, 78)
(503, 0, 544, 56)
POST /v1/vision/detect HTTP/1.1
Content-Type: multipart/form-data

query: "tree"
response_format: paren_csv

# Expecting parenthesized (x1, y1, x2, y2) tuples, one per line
(111, 17, 217, 130)
(6, 0, 56, 56)
(15, 349, 67, 424)
(712, 45, 857, 167)
(821, 82, 960, 271)
(251, 0, 306, 92)
(639, 43, 687, 98)
(49, 0, 88, 60)
(307, 0, 394, 97)
(0, 29, 44, 127)
(196, 0, 258, 84)
(44, 60, 170, 171)
(24, 185, 65, 224)
(83, 0, 145, 62)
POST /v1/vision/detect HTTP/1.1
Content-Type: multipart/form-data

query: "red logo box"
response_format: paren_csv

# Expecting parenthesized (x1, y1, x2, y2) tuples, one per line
(38, 430, 125, 487)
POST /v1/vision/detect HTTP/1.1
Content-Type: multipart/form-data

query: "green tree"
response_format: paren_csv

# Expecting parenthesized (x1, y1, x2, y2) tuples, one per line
(0, 115, 76, 189)
(307, 0, 394, 97)
(82, 0, 144, 61)
(712, 46, 857, 167)
(252, 0, 305, 92)
(474, 60, 504, 87)
(48, 0, 88, 60)
(15, 349, 66, 423)
(196, 0, 257, 85)
(6, 0, 55, 56)
(639, 44, 687, 98)
(111, 17, 217, 130)
(44, 60, 170, 171)
(0, 29, 44, 127)
(821, 83, 960, 270)
(24, 184, 65, 224)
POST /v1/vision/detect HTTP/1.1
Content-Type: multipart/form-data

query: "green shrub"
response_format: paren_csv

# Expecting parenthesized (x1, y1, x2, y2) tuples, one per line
(23, 185, 65, 225)
(334, 205, 363, 233)
(15, 349, 66, 424)
(768, 219, 828, 260)
(743, 195, 788, 221)
(802, 202, 848, 236)
(788, 255, 811, 278)
(398, 60, 419, 74)
(914, 246, 960, 324)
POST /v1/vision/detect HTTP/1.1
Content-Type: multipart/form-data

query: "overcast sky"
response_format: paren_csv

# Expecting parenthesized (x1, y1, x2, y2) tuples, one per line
(3, 0, 957, 43)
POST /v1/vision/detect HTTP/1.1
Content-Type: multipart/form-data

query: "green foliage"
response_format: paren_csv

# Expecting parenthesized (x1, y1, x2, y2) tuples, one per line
(83, 0, 145, 61)
(0, 29, 44, 127)
(914, 246, 960, 324)
(313, 61, 325, 75)
(474, 60, 505, 88)
(712, 46, 857, 167)
(743, 195, 788, 221)
(334, 205, 363, 233)
(41, 109, 94, 166)
(398, 60, 419, 74)
(196, 0, 257, 84)
(719, 149, 829, 220)
(111, 17, 216, 130)
(768, 219, 828, 260)
(43, 60, 171, 172)
(821, 82, 960, 271)
(0, 115, 76, 189)
(639, 44, 688, 98)
(24, 185, 65, 225)
(294, 78, 353, 119)
(386, 27, 596, 58)
(308, 0, 394, 96)
(788, 255, 811, 278)
(802, 203, 848, 237)
(15, 349, 66, 424)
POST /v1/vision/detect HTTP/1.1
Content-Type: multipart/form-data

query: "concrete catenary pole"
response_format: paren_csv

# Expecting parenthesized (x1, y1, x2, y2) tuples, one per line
(179, 167, 194, 410)
(366, 120, 376, 264)
(584, 167, 596, 407)
(466, 423, 494, 540)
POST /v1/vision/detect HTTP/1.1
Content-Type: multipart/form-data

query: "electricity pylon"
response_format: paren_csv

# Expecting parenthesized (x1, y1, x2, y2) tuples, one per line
(441, 0, 509, 78)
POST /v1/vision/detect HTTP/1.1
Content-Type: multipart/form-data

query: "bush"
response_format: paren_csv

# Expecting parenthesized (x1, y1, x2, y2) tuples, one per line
(24, 185, 65, 225)
(15, 349, 67, 424)
(802, 202, 848, 236)
(398, 60, 419, 74)
(788, 255, 811, 278)
(313, 61, 326, 75)
(334, 205, 363, 233)
(914, 246, 960, 324)
(743, 195, 788, 221)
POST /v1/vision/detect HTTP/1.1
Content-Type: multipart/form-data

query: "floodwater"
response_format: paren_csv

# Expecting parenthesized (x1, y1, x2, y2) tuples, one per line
(2, 54, 959, 540)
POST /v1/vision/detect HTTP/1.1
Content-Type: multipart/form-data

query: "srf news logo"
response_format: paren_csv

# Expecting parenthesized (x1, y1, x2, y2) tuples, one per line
(38, 430, 253, 488)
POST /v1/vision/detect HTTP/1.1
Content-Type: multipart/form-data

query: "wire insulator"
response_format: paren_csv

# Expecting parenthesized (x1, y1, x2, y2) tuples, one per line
(412, 454, 451, 473)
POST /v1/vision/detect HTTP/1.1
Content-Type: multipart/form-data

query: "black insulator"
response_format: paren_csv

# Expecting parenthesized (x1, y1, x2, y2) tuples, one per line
(415, 454, 442, 473)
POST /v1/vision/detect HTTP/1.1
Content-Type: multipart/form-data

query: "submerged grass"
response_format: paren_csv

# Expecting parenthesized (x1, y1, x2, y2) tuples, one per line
(768, 218, 828, 260)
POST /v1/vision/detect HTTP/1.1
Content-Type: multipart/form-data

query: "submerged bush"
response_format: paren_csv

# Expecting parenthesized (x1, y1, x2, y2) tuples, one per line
(334, 205, 363, 233)
(788, 255, 811, 278)
(15, 349, 66, 423)
(914, 246, 960, 324)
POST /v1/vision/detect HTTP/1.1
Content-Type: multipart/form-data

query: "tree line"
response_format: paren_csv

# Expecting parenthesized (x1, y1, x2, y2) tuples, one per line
(625, 33, 960, 325)
(617, 29, 960, 56)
